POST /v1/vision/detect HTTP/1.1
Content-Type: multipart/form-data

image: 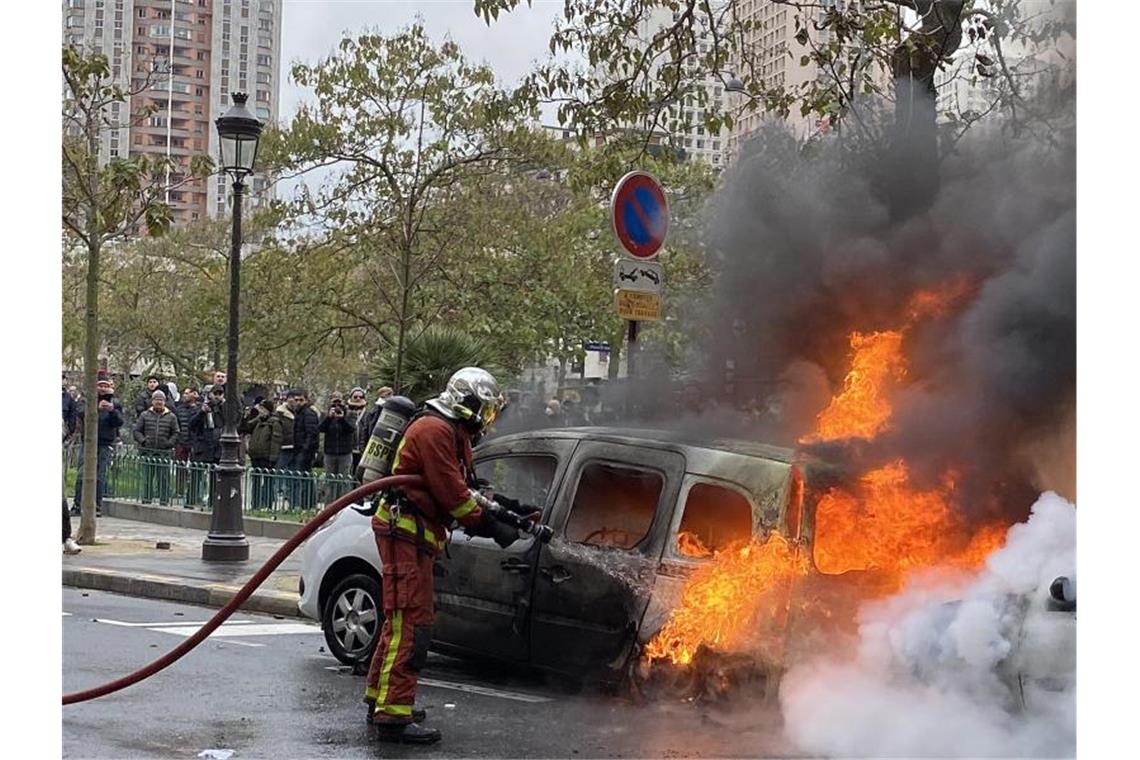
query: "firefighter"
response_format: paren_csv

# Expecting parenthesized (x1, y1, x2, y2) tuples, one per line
(363, 367, 524, 744)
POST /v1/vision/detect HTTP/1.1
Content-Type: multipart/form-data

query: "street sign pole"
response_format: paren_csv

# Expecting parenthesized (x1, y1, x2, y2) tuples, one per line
(609, 171, 669, 421)
(626, 319, 638, 413)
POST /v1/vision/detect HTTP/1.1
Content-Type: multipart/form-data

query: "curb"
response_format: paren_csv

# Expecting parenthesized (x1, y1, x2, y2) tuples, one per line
(62, 566, 302, 619)
(102, 499, 304, 540)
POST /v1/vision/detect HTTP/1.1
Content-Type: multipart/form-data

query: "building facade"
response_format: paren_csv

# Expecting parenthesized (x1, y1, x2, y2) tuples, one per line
(725, 0, 826, 161)
(62, 0, 282, 227)
(589, 3, 730, 170)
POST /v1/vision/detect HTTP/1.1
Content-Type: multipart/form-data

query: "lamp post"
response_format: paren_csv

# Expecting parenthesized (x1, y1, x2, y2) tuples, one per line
(202, 92, 262, 562)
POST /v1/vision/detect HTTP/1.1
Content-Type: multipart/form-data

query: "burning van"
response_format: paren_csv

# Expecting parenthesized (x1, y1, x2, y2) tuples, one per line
(300, 425, 1072, 707)
(301, 426, 809, 679)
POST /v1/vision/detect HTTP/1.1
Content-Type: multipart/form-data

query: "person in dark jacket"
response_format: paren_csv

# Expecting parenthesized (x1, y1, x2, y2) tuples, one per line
(274, 391, 304, 506)
(275, 390, 305, 469)
(173, 386, 203, 505)
(134, 375, 162, 417)
(319, 394, 355, 500)
(72, 372, 124, 516)
(63, 377, 81, 553)
(188, 385, 226, 507)
(173, 387, 201, 462)
(293, 391, 321, 506)
(320, 395, 355, 476)
(62, 373, 77, 438)
(296, 391, 321, 469)
(133, 390, 180, 504)
(274, 394, 300, 461)
(346, 387, 368, 476)
(189, 385, 225, 464)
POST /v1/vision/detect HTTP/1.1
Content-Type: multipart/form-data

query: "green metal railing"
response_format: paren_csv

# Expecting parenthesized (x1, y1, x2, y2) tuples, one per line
(76, 453, 359, 517)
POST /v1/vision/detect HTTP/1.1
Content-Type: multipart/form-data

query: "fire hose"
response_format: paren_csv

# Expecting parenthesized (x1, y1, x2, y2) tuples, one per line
(63, 474, 425, 706)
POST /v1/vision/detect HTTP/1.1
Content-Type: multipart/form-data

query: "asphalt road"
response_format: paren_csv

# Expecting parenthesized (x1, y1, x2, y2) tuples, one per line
(63, 589, 800, 758)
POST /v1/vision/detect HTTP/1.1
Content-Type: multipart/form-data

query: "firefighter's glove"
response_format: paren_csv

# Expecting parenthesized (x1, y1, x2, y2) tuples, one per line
(496, 494, 541, 521)
(490, 519, 520, 549)
(478, 510, 520, 549)
(494, 494, 521, 511)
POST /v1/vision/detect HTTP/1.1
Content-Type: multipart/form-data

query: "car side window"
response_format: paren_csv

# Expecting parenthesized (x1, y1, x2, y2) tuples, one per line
(480, 455, 558, 511)
(673, 482, 753, 559)
(564, 462, 663, 551)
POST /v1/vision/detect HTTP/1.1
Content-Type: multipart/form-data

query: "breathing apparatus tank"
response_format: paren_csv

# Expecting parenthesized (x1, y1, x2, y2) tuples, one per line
(357, 396, 417, 483)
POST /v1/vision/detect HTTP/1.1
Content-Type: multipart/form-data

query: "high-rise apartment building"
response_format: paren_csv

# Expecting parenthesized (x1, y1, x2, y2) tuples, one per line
(597, 3, 730, 170)
(62, 0, 282, 227)
(725, 0, 825, 161)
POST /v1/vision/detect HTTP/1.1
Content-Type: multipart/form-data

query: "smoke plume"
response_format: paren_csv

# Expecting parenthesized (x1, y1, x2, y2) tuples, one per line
(779, 491, 1076, 757)
(694, 64, 1075, 517)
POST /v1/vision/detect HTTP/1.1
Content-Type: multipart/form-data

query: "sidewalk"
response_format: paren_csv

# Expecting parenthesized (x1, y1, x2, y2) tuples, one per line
(62, 514, 306, 620)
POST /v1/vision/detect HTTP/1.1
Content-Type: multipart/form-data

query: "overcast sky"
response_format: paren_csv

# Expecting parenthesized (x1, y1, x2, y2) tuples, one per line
(276, 1, 563, 200)
(280, 0, 563, 121)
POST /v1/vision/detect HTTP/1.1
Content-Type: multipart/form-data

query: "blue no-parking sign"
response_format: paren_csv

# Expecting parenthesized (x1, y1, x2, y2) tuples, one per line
(610, 171, 669, 259)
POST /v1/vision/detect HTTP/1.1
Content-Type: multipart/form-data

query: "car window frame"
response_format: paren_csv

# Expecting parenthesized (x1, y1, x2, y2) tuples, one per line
(664, 474, 760, 564)
(558, 456, 671, 554)
(453, 444, 571, 550)
(473, 452, 561, 518)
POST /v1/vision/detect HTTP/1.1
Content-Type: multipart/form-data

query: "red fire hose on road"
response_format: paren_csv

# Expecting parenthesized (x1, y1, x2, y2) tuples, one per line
(63, 474, 425, 706)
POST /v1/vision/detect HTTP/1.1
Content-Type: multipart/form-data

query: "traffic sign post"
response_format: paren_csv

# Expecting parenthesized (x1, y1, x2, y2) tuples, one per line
(609, 171, 669, 419)
(614, 288, 663, 321)
(610, 171, 669, 259)
(613, 259, 664, 293)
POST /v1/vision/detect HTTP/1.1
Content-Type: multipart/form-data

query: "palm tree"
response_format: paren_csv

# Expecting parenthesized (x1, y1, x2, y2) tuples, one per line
(373, 327, 505, 402)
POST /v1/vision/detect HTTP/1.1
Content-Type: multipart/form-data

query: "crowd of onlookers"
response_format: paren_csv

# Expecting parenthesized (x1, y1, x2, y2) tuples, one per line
(61, 367, 618, 523)
(62, 369, 402, 514)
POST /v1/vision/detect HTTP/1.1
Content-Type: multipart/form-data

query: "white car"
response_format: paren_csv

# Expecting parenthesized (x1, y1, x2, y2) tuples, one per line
(298, 502, 383, 665)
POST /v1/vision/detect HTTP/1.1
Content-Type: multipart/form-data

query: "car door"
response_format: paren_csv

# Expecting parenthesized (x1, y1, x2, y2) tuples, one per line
(432, 438, 572, 662)
(529, 441, 684, 676)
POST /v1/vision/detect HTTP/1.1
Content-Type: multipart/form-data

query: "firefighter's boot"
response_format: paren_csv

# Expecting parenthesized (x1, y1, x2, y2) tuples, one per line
(364, 698, 426, 724)
(374, 721, 441, 745)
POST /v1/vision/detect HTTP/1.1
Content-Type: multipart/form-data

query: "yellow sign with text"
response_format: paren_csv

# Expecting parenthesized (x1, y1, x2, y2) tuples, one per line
(615, 288, 662, 321)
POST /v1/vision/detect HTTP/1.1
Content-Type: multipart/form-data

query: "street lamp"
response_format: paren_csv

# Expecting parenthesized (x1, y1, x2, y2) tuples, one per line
(202, 92, 262, 562)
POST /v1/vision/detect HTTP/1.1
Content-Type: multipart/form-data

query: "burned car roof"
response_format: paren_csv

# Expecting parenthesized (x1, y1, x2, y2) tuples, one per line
(484, 426, 798, 464)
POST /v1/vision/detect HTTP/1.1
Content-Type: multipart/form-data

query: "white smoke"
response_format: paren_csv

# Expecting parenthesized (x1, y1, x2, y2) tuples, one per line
(780, 492, 1076, 758)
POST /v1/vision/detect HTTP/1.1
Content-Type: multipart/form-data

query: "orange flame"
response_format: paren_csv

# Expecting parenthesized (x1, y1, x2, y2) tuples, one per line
(906, 277, 976, 322)
(644, 279, 1007, 667)
(803, 330, 906, 443)
(643, 534, 811, 665)
(676, 531, 712, 559)
(813, 460, 1003, 583)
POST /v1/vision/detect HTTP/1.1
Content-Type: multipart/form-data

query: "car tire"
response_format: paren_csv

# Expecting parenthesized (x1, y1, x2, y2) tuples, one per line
(322, 573, 383, 667)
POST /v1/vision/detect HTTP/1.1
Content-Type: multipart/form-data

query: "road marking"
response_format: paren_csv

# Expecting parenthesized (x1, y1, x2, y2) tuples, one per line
(94, 618, 254, 628)
(63, 612, 72, 617)
(194, 638, 265, 648)
(418, 678, 553, 703)
(84, 617, 317, 647)
(150, 623, 319, 638)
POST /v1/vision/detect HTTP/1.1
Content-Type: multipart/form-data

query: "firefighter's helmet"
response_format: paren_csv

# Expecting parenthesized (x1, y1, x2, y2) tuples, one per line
(426, 367, 505, 431)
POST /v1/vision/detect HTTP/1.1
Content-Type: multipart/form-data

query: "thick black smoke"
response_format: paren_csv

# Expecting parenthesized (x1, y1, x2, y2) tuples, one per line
(695, 82, 1075, 521)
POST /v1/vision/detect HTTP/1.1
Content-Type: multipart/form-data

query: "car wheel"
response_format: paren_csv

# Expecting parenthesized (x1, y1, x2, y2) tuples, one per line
(322, 573, 383, 666)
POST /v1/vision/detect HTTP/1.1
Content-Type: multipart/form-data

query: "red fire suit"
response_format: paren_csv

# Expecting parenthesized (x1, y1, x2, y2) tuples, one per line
(364, 413, 483, 724)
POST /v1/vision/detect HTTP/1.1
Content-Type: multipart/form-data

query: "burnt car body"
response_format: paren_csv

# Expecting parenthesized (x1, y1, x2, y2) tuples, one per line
(300, 427, 803, 679)
(430, 428, 799, 679)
